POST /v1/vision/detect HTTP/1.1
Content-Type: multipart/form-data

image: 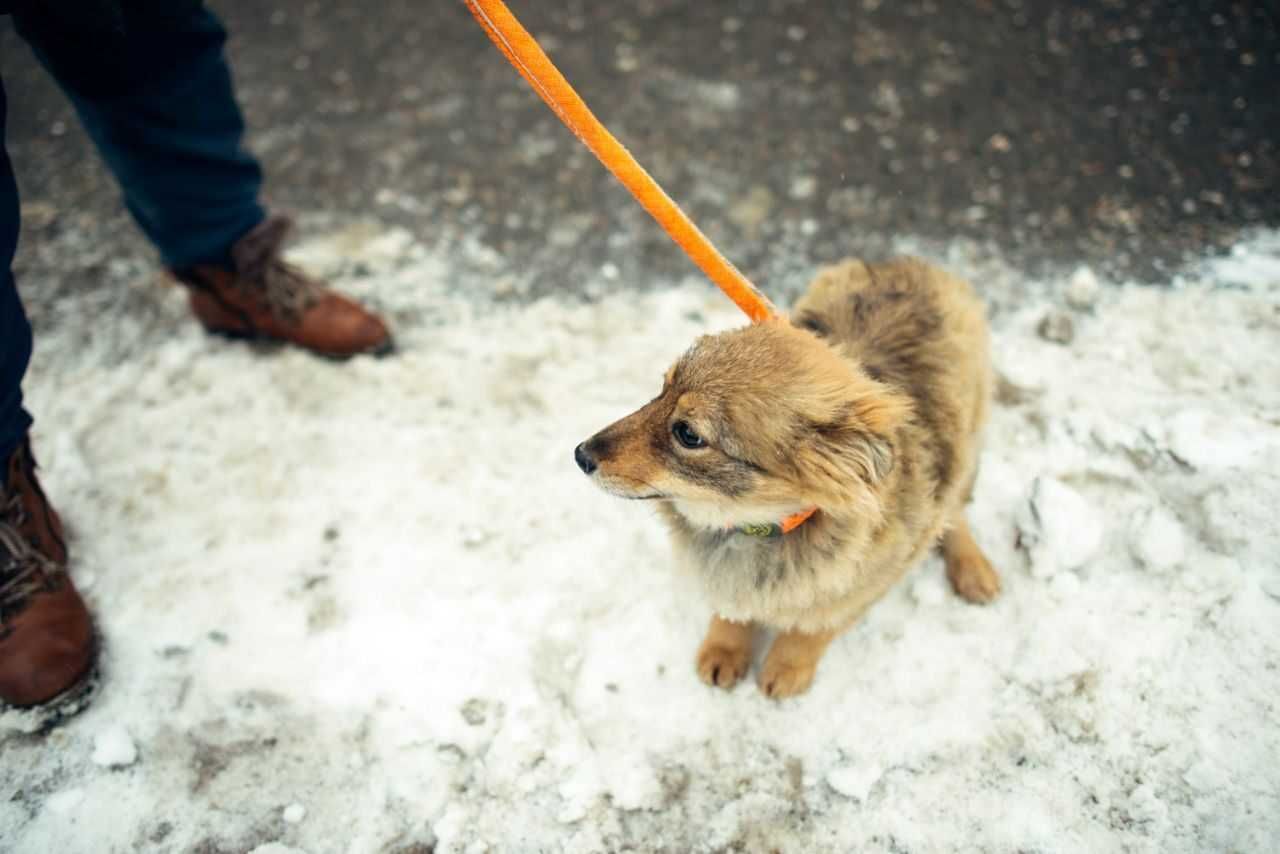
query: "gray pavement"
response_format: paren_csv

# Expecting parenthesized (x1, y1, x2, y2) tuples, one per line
(3, 1, 1278, 302)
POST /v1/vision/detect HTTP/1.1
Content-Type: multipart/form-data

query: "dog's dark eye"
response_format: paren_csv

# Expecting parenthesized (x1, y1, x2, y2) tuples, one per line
(672, 420, 705, 449)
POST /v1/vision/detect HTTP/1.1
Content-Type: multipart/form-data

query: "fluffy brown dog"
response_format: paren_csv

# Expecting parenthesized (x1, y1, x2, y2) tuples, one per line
(575, 258, 1000, 698)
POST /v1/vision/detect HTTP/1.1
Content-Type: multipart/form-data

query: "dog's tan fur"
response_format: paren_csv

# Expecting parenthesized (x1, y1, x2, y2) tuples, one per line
(578, 258, 999, 697)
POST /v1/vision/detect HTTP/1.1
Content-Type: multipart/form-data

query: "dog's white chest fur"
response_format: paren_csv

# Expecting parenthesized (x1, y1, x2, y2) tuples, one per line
(667, 520, 843, 631)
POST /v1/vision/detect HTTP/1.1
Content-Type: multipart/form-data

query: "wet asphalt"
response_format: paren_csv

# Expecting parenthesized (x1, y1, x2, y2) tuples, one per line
(2, 1, 1278, 302)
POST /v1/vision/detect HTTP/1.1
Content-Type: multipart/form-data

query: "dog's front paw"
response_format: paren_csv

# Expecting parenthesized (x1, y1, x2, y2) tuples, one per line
(758, 627, 836, 698)
(696, 642, 750, 690)
(758, 656, 817, 699)
(947, 551, 1002, 604)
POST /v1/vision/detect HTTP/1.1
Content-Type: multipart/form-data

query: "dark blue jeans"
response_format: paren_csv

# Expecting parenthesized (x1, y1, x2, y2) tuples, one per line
(1, 2, 265, 460)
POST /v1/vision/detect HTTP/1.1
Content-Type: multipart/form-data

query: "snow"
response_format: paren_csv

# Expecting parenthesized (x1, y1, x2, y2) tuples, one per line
(44, 788, 85, 815)
(2, 225, 1279, 853)
(89, 723, 138, 769)
(825, 763, 882, 801)
(249, 845, 307, 854)
(1129, 505, 1187, 573)
(1016, 476, 1105, 577)
(1160, 409, 1271, 471)
(1065, 265, 1101, 311)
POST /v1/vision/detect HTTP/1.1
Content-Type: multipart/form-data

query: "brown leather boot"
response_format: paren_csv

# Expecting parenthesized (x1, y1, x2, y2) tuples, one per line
(0, 436, 96, 708)
(172, 214, 393, 359)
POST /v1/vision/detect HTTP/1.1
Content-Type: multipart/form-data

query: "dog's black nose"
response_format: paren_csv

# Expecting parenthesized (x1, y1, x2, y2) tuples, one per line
(574, 443, 597, 475)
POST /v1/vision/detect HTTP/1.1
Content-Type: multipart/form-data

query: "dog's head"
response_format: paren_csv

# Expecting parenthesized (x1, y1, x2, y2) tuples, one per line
(574, 319, 910, 528)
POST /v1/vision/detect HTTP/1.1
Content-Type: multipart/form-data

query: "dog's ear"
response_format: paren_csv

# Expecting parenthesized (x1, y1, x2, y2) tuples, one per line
(792, 381, 910, 503)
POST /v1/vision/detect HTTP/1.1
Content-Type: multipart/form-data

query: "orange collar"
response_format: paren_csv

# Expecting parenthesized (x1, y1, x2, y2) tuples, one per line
(733, 507, 818, 539)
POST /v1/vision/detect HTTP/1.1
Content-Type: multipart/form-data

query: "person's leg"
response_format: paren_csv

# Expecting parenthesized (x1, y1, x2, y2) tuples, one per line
(0, 77, 34, 463)
(0, 75, 96, 713)
(13, 1, 264, 269)
(12, 1, 391, 358)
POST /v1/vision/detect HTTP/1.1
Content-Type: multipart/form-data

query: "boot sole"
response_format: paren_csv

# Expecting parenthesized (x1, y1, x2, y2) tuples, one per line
(202, 325, 397, 361)
(0, 657, 100, 737)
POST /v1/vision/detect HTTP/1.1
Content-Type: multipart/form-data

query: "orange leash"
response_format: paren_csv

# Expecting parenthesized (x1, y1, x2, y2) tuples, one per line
(463, 0, 779, 324)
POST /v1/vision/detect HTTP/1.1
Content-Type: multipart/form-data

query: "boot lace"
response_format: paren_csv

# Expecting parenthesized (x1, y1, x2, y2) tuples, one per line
(0, 493, 63, 628)
(231, 215, 324, 324)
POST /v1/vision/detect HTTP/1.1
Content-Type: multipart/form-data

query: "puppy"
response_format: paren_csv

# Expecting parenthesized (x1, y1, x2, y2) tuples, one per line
(575, 258, 1000, 698)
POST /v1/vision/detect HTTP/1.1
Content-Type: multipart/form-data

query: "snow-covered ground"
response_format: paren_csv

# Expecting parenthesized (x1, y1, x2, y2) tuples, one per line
(2, 224, 1278, 853)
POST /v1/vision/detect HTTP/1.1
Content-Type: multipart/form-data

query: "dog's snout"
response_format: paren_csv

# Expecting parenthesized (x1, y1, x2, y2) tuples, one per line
(574, 442, 597, 475)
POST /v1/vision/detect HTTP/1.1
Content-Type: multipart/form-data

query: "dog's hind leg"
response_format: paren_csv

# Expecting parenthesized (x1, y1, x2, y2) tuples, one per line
(696, 615, 754, 690)
(942, 509, 1001, 604)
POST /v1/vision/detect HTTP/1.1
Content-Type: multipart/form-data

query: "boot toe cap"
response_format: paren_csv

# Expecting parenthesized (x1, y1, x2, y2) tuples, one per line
(311, 296, 394, 358)
(0, 585, 96, 707)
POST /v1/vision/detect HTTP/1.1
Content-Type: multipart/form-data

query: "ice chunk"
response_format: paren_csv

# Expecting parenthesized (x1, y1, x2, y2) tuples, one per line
(1065, 266, 1101, 310)
(91, 725, 138, 769)
(1130, 505, 1186, 572)
(1016, 477, 1105, 578)
(1164, 410, 1267, 470)
(826, 763, 882, 801)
